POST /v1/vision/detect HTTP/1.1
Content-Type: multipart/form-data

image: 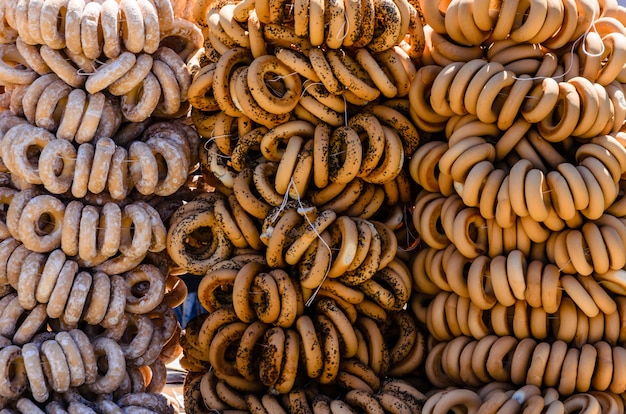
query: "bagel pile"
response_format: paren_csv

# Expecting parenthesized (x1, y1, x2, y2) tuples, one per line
(0, 0, 208, 411)
(165, 0, 626, 411)
(408, 0, 626, 411)
(2, 0, 626, 412)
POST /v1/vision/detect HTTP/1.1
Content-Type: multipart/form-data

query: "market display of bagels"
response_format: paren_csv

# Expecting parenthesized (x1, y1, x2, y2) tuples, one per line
(1, 0, 626, 412)
(0, 0, 201, 411)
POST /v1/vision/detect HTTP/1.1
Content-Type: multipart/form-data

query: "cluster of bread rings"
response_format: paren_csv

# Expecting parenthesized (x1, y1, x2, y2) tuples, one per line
(2, 74, 121, 143)
(423, 290, 626, 347)
(414, 242, 626, 316)
(1, 45, 192, 129)
(412, 132, 626, 233)
(425, 335, 626, 395)
(384, 0, 626, 411)
(11, 331, 126, 399)
(0, 118, 195, 199)
(181, 272, 426, 409)
(3, 190, 167, 271)
(3, 0, 172, 55)
(0, 329, 177, 412)
(24, 391, 179, 414)
(178, 248, 424, 385)
(0, 0, 202, 410)
(0, 240, 169, 321)
(197, 112, 416, 218)
(3, 390, 178, 414)
(191, 45, 421, 128)
(193, 0, 424, 57)
(143, 0, 626, 412)
(183, 372, 428, 414)
(423, 0, 623, 48)
(413, 61, 626, 138)
(0, 0, 200, 127)
(0, 234, 183, 410)
(165, 189, 411, 306)
(422, 384, 624, 414)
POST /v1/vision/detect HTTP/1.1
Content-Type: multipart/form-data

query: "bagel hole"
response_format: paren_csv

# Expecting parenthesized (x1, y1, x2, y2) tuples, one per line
(0, 202, 7, 223)
(328, 137, 346, 174)
(185, 227, 215, 255)
(435, 216, 445, 237)
(492, 85, 509, 114)
(372, 271, 397, 296)
(2, 57, 26, 71)
(52, 96, 69, 125)
(36, 213, 56, 236)
(120, 219, 136, 250)
(467, 220, 478, 241)
(56, 7, 68, 34)
(159, 36, 187, 56)
(26, 145, 45, 169)
(502, 347, 515, 372)
(483, 273, 495, 298)
(130, 281, 150, 298)
(250, 281, 272, 315)
(154, 152, 168, 182)
(264, 73, 287, 98)
(121, 322, 140, 344)
(548, 97, 566, 127)
(51, 157, 65, 177)
(513, 4, 531, 29)
(7, 356, 22, 384)
(96, 352, 110, 376)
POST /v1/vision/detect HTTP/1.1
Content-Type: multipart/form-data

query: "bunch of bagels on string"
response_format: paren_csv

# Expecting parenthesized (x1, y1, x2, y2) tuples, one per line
(4, 0, 626, 412)
(0, 0, 205, 412)
(167, 0, 626, 412)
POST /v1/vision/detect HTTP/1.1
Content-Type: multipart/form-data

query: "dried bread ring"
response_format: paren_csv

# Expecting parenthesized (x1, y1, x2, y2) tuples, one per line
(326, 49, 380, 101)
(146, 138, 189, 196)
(71, 142, 94, 198)
(34, 79, 72, 131)
(247, 55, 302, 114)
(85, 52, 137, 95)
(80, 1, 103, 60)
(63, 271, 92, 326)
(18, 194, 65, 253)
(118, 204, 152, 260)
(10, 125, 54, 185)
(232, 66, 291, 128)
(125, 264, 166, 315)
(109, 53, 153, 96)
(15, 37, 50, 76)
(118, 0, 145, 54)
(128, 140, 158, 195)
(107, 146, 130, 201)
(368, 0, 402, 52)
(160, 18, 203, 61)
(212, 47, 253, 117)
(86, 137, 116, 195)
(187, 63, 219, 111)
(154, 47, 191, 102)
(152, 59, 182, 116)
(39, 45, 84, 88)
(100, 0, 121, 58)
(0, 43, 37, 85)
(0, 345, 27, 399)
(56, 89, 87, 141)
(121, 72, 161, 122)
(78, 205, 99, 262)
(88, 337, 126, 394)
(136, 0, 160, 54)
